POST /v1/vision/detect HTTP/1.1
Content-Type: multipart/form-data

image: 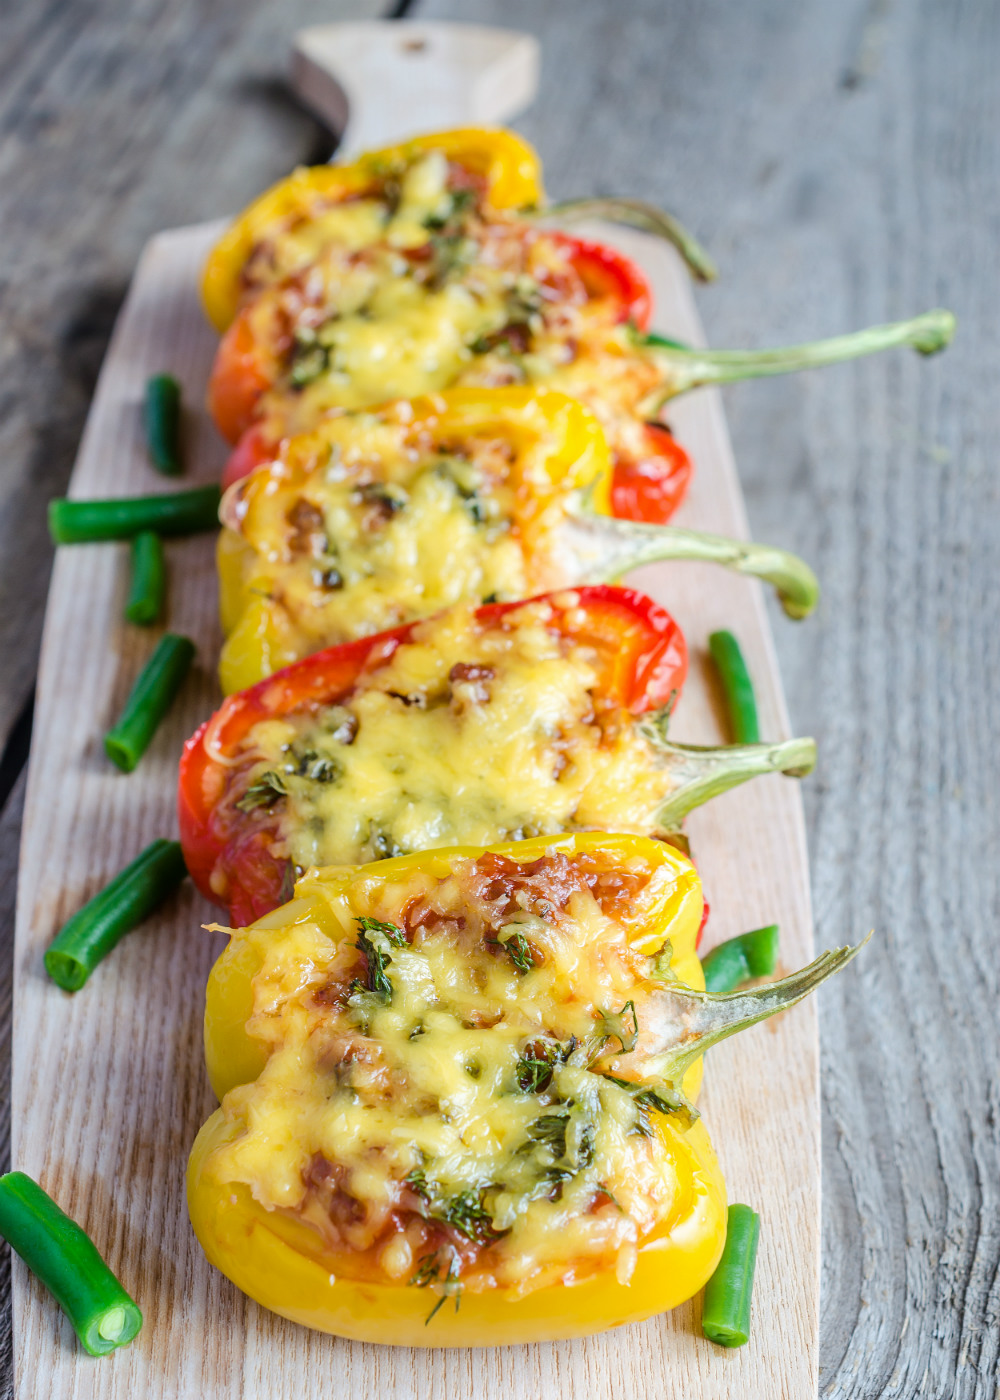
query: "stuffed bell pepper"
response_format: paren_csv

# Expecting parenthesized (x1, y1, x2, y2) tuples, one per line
(180, 585, 815, 926)
(202, 126, 954, 523)
(188, 832, 863, 1344)
(215, 386, 818, 694)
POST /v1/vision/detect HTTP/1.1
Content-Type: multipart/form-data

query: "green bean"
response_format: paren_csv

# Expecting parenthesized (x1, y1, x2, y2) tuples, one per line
(708, 629, 760, 743)
(48, 485, 221, 544)
(124, 531, 166, 625)
(145, 373, 182, 475)
(104, 633, 195, 772)
(0, 1172, 142, 1355)
(702, 1203, 761, 1347)
(44, 839, 188, 991)
(701, 925, 779, 994)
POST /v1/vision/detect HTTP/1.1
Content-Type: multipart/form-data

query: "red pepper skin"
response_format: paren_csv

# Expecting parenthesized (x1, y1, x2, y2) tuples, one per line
(548, 231, 653, 330)
(696, 898, 711, 950)
(178, 585, 687, 925)
(610, 423, 693, 525)
(222, 422, 277, 490)
(207, 307, 281, 446)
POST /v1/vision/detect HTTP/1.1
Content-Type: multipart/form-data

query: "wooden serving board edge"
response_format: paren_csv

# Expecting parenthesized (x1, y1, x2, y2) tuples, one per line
(10, 220, 819, 1400)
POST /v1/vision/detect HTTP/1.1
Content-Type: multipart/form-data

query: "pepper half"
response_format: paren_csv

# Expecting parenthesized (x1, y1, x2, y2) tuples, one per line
(188, 834, 865, 1344)
(179, 586, 815, 926)
(189, 833, 716, 1344)
(214, 386, 818, 694)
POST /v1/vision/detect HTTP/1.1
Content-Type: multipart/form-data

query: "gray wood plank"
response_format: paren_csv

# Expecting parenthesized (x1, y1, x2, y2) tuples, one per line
(0, 0, 389, 759)
(412, 0, 1000, 1395)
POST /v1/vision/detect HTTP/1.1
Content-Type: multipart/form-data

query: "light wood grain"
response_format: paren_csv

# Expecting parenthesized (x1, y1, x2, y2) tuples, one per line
(11, 219, 822, 1397)
(293, 20, 540, 158)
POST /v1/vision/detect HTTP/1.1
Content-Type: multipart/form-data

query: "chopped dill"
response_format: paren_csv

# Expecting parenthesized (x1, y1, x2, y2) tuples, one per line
(354, 916, 406, 1002)
(235, 770, 286, 812)
(514, 1037, 577, 1094)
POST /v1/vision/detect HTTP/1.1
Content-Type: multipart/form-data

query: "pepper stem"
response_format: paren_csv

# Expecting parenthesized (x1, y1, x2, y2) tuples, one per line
(632, 935, 870, 1092)
(535, 197, 718, 282)
(640, 309, 956, 410)
(644, 730, 817, 829)
(561, 501, 820, 619)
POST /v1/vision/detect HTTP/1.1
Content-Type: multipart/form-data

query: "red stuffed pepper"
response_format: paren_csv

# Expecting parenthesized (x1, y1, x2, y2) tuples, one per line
(179, 585, 814, 926)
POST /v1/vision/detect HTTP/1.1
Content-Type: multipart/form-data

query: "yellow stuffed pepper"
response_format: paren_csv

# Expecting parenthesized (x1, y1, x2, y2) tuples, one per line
(216, 385, 817, 694)
(188, 833, 862, 1345)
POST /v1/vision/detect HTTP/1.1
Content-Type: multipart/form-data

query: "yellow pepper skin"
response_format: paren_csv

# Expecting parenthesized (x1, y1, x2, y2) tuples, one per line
(203, 833, 704, 1100)
(188, 833, 727, 1345)
(187, 1110, 724, 1347)
(202, 128, 544, 333)
(216, 387, 612, 695)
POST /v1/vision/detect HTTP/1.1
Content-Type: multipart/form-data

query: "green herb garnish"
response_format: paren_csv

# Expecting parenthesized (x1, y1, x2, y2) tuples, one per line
(409, 1249, 462, 1324)
(235, 771, 287, 812)
(494, 922, 537, 974)
(354, 916, 406, 1002)
(514, 1037, 577, 1094)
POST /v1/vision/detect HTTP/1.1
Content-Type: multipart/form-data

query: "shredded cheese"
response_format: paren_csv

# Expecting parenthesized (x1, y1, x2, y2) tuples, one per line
(232, 150, 662, 471)
(207, 845, 696, 1297)
(218, 396, 598, 675)
(224, 601, 675, 870)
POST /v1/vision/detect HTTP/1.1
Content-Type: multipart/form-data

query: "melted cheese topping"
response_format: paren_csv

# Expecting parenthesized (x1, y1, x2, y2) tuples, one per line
(219, 402, 589, 676)
(206, 846, 696, 1297)
(226, 152, 661, 466)
(221, 600, 673, 873)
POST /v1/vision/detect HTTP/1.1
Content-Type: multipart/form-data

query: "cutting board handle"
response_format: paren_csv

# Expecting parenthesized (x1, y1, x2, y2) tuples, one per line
(291, 20, 540, 160)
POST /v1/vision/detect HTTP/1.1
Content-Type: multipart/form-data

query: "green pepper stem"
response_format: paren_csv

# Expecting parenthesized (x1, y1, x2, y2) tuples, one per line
(536, 197, 717, 282)
(634, 935, 869, 1089)
(641, 309, 956, 410)
(561, 500, 820, 619)
(644, 731, 817, 829)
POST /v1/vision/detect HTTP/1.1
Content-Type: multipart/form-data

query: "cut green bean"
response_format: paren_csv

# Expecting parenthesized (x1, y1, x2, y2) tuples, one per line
(708, 629, 760, 743)
(145, 373, 182, 475)
(0, 1172, 142, 1355)
(48, 485, 221, 544)
(124, 531, 166, 625)
(701, 925, 780, 994)
(44, 839, 188, 991)
(702, 1203, 761, 1347)
(104, 633, 195, 773)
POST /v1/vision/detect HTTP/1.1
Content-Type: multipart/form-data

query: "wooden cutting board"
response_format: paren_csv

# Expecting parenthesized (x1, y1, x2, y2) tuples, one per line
(9, 217, 820, 1398)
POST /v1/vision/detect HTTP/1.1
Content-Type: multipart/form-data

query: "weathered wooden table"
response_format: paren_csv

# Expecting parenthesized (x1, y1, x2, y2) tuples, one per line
(1, 1, 996, 1396)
